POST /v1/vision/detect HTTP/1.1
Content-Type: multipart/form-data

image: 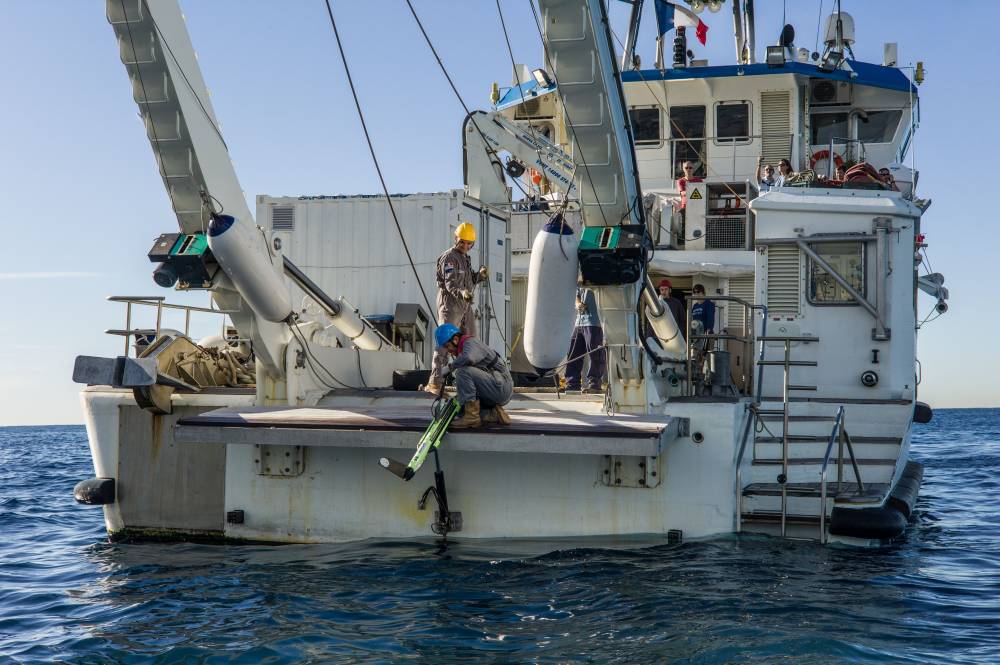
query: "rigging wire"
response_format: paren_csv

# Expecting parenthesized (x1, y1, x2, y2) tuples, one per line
(401, 0, 523, 206)
(321, 0, 438, 326)
(814, 0, 825, 54)
(150, 21, 229, 152)
(493, 0, 573, 206)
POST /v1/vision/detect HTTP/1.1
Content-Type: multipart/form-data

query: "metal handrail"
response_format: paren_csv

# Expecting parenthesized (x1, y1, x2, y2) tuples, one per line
(814, 136, 868, 179)
(105, 295, 238, 357)
(733, 305, 768, 533)
(685, 295, 760, 398)
(818, 405, 865, 543)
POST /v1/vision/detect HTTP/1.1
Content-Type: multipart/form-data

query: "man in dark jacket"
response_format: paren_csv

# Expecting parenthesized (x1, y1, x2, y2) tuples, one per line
(436, 323, 513, 429)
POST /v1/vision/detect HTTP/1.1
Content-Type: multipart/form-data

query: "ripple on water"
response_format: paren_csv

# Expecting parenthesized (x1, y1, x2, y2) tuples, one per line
(0, 412, 997, 663)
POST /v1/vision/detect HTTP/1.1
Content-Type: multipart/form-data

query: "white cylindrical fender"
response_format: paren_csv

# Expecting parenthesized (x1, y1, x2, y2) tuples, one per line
(207, 215, 293, 323)
(524, 216, 579, 373)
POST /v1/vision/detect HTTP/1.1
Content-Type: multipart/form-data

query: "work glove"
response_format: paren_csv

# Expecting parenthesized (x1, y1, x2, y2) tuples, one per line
(477, 266, 489, 283)
(442, 361, 455, 377)
(461, 289, 474, 302)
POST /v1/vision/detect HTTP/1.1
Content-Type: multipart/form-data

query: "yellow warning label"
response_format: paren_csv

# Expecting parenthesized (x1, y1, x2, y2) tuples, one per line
(689, 189, 703, 200)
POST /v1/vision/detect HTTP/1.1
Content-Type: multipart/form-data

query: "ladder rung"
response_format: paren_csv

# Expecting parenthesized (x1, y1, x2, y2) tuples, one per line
(756, 360, 818, 366)
(754, 408, 786, 416)
(788, 384, 817, 391)
(758, 336, 820, 342)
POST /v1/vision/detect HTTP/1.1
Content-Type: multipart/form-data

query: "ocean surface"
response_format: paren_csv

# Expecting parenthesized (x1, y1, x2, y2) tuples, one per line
(1, 409, 998, 664)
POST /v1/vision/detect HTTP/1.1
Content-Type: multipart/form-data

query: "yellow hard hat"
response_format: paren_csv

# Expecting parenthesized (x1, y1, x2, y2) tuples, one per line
(455, 222, 476, 242)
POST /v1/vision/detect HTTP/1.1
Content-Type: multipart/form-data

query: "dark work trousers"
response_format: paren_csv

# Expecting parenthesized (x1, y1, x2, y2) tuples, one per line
(565, 325, 606, 391)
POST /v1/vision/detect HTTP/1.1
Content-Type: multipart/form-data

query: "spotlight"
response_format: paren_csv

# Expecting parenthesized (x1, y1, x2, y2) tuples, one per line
(766, 46, 787, 67)
(532, 68, 554, 88)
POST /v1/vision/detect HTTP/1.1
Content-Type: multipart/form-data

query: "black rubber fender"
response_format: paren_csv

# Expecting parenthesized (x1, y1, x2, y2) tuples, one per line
(829, 461, 923, 539)
(914, 401, 933, 424)
(829, 505, 907, 540)
(888, 460, 924, 519)
(74, 477, 116, 505)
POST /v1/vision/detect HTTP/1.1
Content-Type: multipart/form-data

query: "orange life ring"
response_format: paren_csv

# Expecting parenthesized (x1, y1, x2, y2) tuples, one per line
(810, 149, 844, 170)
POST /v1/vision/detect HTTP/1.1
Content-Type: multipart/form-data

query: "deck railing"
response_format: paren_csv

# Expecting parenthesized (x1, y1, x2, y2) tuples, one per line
(819, 405, 865, 543)
(105, 295, 237, 357)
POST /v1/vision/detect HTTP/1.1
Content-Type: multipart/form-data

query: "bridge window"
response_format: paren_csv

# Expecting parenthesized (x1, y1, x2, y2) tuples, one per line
(715, 101, 751, 143)
(810, 112, 848, 146)
(670, 105, 706, 178)
(858, 110, 903, 143)
(808, 242, 865, 305)
(628, 107, 661, 146)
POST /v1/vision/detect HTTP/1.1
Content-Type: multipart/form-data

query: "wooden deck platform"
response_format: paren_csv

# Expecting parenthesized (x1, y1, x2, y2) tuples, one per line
(175, 404, 687, 456)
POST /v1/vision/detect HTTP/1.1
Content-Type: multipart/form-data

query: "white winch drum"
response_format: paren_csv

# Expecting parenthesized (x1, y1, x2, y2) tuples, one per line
(523, 216, 579, 373)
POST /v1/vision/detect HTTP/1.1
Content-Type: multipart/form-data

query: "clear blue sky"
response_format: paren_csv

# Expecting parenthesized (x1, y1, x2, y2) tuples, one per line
(0, 1, 994, 425)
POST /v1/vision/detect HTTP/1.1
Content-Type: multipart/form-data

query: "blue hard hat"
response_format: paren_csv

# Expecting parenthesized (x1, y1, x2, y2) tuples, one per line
(435, 323, 461, 348)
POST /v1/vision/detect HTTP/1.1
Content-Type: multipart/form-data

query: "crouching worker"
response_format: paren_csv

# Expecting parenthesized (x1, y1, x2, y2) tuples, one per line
(435, 323, 513, 429)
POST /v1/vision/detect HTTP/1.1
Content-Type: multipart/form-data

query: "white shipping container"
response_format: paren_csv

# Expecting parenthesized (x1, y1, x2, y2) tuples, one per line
(257, 191, 510, 368)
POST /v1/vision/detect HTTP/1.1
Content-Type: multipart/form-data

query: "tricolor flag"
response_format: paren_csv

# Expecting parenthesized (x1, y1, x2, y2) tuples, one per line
(653, 0, 708, 46)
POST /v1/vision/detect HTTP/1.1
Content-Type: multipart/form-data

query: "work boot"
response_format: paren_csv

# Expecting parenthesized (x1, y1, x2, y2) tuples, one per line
(492, 404, 512, 426)
(422, 382, 442, 396)
(451, 400, 482, 429)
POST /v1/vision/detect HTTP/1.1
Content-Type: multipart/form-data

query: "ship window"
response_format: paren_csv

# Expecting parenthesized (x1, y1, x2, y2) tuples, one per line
(858, 110, 903, 143)
(670, 105, 706, 178)
(808, 242, 865, 305)
(810, 112, 848, 146)
(629, 107, 661, 146)
(715, 101, 751, 143)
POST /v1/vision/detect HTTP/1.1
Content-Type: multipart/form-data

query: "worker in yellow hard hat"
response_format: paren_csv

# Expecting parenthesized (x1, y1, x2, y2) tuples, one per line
(425, 222, 489, 393)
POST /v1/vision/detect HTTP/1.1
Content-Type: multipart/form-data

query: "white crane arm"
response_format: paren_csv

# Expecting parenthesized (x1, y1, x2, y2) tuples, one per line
(463, 110, 576, 205)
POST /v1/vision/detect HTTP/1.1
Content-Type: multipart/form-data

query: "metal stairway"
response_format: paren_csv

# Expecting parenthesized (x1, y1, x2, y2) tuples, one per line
(737, 336, 892, 541)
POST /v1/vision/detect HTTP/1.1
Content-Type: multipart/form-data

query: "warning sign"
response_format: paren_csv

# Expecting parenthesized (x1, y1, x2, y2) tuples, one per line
(689, 189, 703, 200)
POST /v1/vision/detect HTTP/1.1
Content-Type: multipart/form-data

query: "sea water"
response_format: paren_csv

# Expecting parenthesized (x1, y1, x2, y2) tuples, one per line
(1, 410, 998, 663)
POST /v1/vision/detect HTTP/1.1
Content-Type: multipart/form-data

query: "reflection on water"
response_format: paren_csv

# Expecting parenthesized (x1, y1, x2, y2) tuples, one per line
(0, 412, 998, 663)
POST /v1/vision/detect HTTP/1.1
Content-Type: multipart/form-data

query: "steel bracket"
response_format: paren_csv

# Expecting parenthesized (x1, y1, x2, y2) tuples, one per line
(253, 444, 304, 477)
(602, 454, 661, 488)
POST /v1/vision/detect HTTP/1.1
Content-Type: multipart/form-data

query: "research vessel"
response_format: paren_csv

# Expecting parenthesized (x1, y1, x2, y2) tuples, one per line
(73, 0, 945, 546)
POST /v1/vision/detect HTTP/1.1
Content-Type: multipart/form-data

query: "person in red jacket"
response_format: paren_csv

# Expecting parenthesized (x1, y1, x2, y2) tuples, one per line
(676, 161, 704, 209)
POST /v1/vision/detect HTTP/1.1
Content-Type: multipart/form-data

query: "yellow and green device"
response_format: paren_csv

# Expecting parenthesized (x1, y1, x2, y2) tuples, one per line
(379, 398, 461, 481)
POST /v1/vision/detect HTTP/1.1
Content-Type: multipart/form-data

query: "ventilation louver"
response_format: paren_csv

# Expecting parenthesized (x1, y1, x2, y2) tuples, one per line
(727, 276, 755, 329)
(760, 90, 792, 166)
(765, 245, 801, 314)
(272, 206, 294, 230)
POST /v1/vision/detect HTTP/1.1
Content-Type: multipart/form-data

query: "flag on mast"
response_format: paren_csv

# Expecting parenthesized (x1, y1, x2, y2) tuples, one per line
(653, 0, 708, 46)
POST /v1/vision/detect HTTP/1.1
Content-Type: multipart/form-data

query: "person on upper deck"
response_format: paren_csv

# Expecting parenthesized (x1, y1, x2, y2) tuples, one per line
(835, 164, 847, 181)
(690, 284, 715, 335)
(878, 167, 900, 191)
(776, 159, 793, 186)
(425, 223, 490, 394)
(676, 161, 703, 209)
(758, 163, 777, 192)
(658, 278, 686, 330)
(436, 323, 513, 429)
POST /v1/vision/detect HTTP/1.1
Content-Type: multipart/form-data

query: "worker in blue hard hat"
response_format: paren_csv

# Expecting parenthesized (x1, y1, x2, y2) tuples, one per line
(435, 323, 512, 429)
